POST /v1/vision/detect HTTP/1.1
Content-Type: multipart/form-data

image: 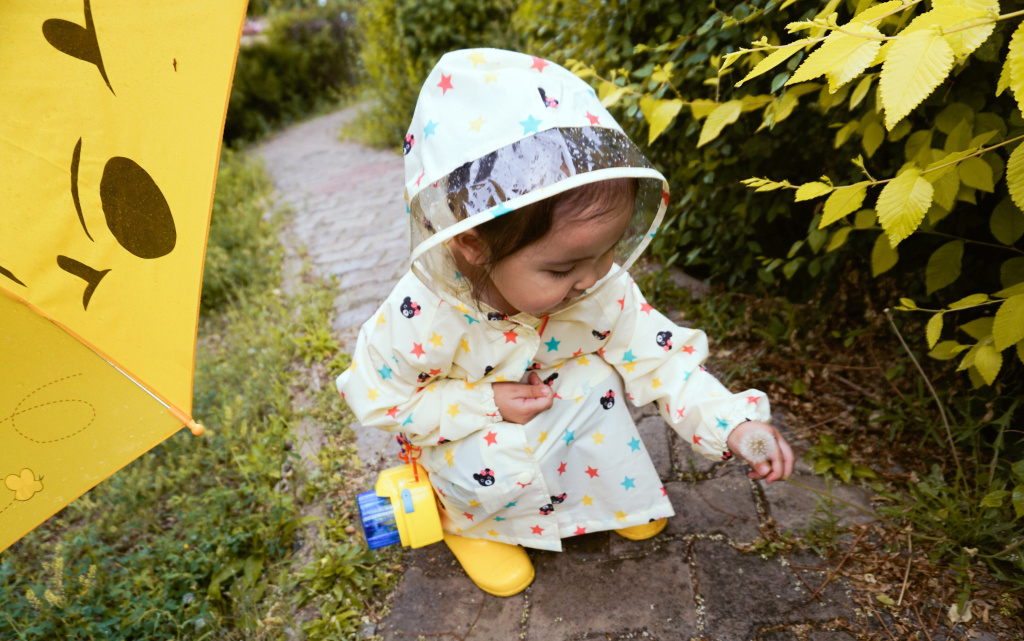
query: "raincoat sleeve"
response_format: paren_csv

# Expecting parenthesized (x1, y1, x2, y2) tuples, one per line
(595, 272, 771, 460)
(335, 286, 501, 446)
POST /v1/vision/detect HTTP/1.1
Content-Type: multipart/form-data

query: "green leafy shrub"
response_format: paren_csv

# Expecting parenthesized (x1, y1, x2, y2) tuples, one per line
(520, 0, 1023, 388)
(224, 4, 357, 146)
(354, 0, 520, 148)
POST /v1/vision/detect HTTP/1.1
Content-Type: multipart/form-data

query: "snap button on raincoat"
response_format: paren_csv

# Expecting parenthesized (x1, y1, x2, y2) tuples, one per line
(337, 49, 770, 550)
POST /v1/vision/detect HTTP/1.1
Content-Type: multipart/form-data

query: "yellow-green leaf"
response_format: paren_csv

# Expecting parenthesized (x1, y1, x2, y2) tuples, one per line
(1006, 142, 1024, 213)
(1004, 257, 1024, 289)
(849, 74, 874, 110)
(950, 293, 990, 309)
(933, 0, 999, 10)
(743, 177, 792, 192)
(827, 226, 853, 252)
(939, 9, 995, 59)
(880, 28, 955, 130)
(924, 148, 977, 182)
(1008, 22, 1024, 116)
(945, 119, 975, 153)
(820, 183, 868, 227)
(599, 81, 628, 107)
(871, 232, 899, 276)
(991, 197, 1024, 245)
(904, 130, 933, 165)
(927, 312, 944, 348)
(959, 156, 995, 192)
(736, 40, 813, 87)
(996, 282, 1024, 298)
(640, 97, 684, 144)
(862, 121, 885, 158)
(851, 1, 906, 26)
(689, 99, 718, 120)
(773, 83, 820, 125)
(795, 181, 834, 202)
(980, 489, 1010, 508)
(997, 52, 1012, 97)
(962, 317, 994, 340)
(930, 340, 968, 360)
(889, 6, 992, 59)
(926, 240, 964, 294)
(932, 171, 960, 211)
(697, 100, 743, 147)
(787, 25, 882, 91)
(876, 168, 934, 247)
(958, 342, 981, 371)
(835, 120, 859, 148)
(651, 64, 673, 84)
(974, 344, 1002, 385)
(827, 25, 884, 92)
(993, 294, 1024, 351)
(854, 209, 876, 228)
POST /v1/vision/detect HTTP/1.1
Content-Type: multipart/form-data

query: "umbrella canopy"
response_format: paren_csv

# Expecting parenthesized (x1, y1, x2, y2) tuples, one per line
(0, 0, 248, 552)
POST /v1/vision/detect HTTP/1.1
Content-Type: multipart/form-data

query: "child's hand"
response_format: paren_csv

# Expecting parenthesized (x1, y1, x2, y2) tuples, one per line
(726, 421, 794, 483)
(493, 372, 553, 424)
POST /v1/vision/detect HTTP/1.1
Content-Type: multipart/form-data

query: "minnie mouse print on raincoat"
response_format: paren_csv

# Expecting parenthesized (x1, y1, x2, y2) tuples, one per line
(337, 49, 771, 551)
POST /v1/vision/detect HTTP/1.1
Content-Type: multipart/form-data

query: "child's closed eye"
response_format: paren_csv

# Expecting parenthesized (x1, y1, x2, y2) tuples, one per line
(547, 267, 575, 278)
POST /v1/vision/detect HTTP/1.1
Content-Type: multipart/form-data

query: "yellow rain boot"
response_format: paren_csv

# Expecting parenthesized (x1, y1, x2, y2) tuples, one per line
(443, 532, 534, 597)
(615, 518, 668, 541)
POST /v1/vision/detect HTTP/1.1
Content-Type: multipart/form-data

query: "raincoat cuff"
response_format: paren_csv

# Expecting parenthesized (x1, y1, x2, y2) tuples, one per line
(687, 391, 772, 461)
(437, 382, 502, 443)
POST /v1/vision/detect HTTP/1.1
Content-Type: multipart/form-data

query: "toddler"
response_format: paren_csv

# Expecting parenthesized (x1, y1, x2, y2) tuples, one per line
(337, 48, 793, 596)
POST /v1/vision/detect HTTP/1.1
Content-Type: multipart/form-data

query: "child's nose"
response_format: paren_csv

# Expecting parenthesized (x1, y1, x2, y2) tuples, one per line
(574, 267, 600, 292)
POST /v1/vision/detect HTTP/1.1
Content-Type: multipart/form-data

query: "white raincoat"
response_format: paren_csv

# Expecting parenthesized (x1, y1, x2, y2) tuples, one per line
(337, 49, 771, 551)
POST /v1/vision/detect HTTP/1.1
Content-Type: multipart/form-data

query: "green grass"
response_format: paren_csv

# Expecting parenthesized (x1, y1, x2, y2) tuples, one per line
(0, 152, 397, 640)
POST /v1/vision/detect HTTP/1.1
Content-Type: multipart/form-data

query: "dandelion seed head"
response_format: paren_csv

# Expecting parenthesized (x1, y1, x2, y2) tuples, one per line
(738, 429, 773, 463)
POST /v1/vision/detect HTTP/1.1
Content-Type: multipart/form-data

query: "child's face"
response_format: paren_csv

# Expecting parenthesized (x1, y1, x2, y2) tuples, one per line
(486, 197, 633, 316)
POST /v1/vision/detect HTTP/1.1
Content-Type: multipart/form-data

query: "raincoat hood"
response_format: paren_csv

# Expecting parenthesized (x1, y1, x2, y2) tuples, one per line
(404, 48, 669, 307)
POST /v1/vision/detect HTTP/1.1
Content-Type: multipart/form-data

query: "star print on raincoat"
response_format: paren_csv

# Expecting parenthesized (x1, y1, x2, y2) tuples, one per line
(337, 49, 770, 551)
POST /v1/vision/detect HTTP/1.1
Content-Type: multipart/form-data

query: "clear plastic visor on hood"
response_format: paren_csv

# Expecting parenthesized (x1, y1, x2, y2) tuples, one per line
(409, 127, 668, 314)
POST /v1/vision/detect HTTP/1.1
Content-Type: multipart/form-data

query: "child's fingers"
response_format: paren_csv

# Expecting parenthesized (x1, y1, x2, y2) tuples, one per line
(778, 437, 795, 478)
(748, 461, 771, 480)
(527, 372, 543, 386)
(762, 436, 795, 483)
(514, 381, 551, 400)
(513, 380, 553, 418)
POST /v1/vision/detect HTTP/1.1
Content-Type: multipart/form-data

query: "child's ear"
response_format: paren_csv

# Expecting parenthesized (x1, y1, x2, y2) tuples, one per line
(449, 230, 489, 266)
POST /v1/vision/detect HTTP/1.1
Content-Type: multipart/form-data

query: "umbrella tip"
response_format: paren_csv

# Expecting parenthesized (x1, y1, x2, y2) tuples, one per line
(188, 421, 205, 436)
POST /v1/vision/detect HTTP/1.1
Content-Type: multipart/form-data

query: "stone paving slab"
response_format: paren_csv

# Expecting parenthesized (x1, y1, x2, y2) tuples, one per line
(260, 107, 883, 641)
(530, 539, 698, 639)
(693, 540, 853, 640)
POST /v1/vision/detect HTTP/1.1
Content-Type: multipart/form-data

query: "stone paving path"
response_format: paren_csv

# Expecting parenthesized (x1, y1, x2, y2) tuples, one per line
(258, 107, 881, 641)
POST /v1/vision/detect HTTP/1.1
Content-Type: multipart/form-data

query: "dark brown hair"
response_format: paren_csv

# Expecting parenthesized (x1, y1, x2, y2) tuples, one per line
(458, 177, 637, 302)
(475, 177, 636, 266)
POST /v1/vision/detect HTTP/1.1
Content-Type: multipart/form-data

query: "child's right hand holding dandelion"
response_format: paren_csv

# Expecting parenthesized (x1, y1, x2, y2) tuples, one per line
(726, 421, 794, 483)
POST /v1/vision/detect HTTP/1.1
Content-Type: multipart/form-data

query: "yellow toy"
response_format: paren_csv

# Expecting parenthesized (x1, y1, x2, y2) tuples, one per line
(357, 437, 442, 549)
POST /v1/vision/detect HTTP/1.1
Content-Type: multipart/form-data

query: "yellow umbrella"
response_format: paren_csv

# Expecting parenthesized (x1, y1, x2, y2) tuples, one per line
(0, 0, 248, 552)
